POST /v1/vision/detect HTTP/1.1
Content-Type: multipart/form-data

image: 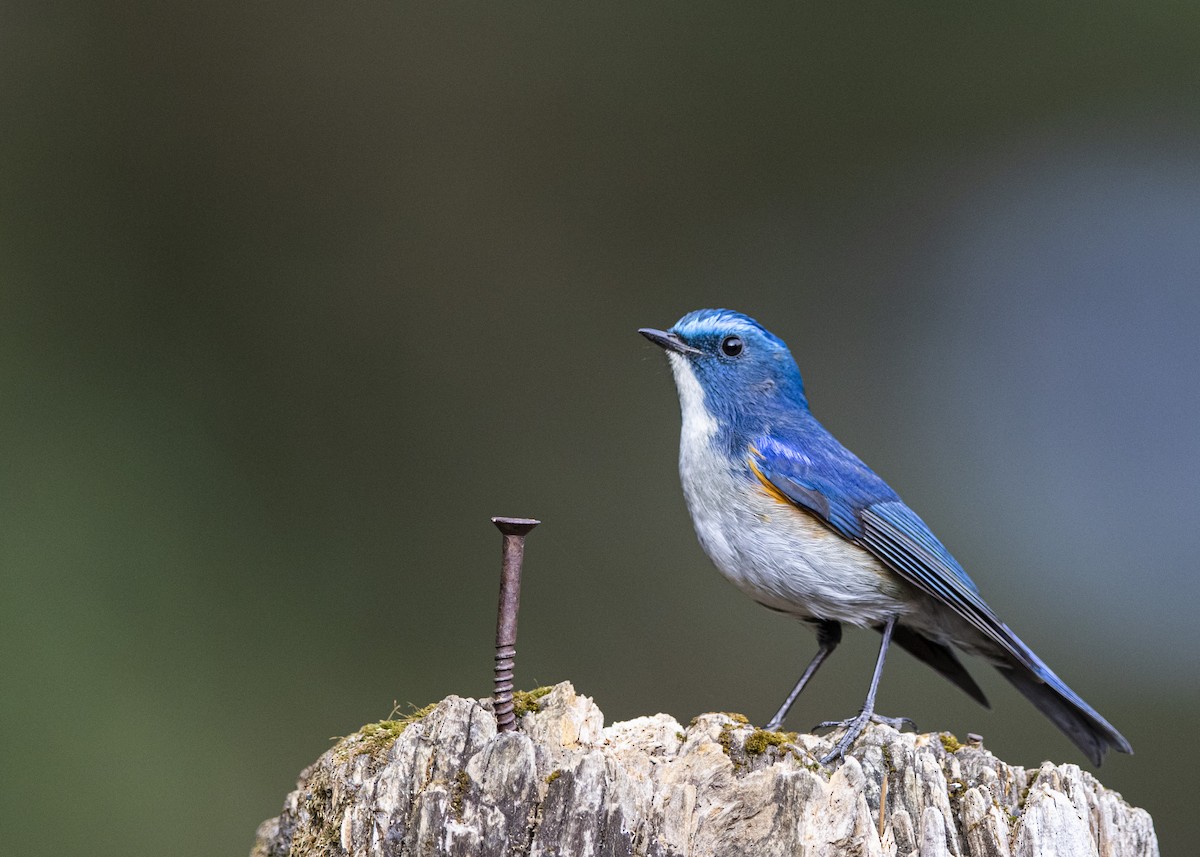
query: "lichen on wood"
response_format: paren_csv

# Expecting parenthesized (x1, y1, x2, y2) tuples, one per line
(251, 682, 1157, 857)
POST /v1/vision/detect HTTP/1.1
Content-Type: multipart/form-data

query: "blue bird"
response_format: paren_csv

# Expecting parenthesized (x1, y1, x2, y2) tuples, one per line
(640, 309, 1132, 765)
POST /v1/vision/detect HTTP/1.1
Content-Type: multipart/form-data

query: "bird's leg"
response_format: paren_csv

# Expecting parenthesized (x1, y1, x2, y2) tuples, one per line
(816, 615, 912, 765)
(764, 620, 841, 731)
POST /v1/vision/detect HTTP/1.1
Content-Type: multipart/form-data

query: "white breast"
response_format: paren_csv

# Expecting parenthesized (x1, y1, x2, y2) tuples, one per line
(666, 355, 911, 627)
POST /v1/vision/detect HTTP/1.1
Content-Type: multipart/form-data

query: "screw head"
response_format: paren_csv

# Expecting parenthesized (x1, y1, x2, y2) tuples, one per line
(492, 516, 540, 536)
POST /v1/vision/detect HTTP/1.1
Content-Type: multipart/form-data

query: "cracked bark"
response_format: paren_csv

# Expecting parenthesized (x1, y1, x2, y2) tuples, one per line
(250, 682, 1157, 857)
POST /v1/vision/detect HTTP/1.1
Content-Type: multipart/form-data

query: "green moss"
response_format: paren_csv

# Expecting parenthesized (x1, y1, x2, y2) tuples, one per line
(355, 720, 407, 754)
(545, 769, 562, 785)
(716, 713, 755, 769)
(511, 686, 554, 717)
(450, 770, 471, 819)
(718, 724, 741, 757)
(332, 701, 438, 761)
(939, 733, 963, 754)
(744, 728, 797, 756)
(718, 723, 737, 756)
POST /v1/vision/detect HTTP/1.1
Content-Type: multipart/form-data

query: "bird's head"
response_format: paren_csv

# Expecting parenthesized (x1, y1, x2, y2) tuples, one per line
(640, 309, 808, 427)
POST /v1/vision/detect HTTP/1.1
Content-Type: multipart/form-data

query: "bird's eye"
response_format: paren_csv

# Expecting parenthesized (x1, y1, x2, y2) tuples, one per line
(720, 335, 744, 357)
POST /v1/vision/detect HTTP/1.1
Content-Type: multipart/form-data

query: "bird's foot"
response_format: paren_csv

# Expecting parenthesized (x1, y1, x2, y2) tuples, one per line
(814, 712, 917, 765)
(814, 713, 916, 732)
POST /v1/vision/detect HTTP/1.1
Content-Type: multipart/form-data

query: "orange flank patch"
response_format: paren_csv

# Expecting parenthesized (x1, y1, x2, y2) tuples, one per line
(747, 456, 794, 507)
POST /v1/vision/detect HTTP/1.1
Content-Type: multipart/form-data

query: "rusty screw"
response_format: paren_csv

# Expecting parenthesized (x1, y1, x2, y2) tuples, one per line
(491, 516, 539, 732)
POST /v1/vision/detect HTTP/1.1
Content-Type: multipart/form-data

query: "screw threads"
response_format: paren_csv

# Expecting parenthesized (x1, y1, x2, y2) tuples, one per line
(493, 645, 517, 730)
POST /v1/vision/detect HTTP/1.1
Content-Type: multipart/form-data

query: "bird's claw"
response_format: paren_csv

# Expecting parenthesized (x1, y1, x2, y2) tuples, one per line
(814, 712, 917, 765)
(873, 714, 917, 731)
(813, 713, 916, 732)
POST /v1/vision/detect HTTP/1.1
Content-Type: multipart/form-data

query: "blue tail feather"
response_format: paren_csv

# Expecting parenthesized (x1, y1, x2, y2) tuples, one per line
(996, 633, 1132, 765)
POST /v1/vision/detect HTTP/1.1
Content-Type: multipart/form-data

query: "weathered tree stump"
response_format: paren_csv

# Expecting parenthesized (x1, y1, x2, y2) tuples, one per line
(251, 682, 1157, 857)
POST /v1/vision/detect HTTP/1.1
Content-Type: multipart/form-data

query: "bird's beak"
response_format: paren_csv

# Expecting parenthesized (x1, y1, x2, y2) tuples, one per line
(639, 328, 702, 355)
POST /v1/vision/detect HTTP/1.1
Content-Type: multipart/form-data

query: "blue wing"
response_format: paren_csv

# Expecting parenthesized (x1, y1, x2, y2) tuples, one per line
(751, 432, 1034, 671)
(858, 501, 1039, 672)
(750, 428, 1132, 763)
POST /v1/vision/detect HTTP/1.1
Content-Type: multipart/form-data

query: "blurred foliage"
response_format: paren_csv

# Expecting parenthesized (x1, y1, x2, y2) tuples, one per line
(2, 3, 1198, 854)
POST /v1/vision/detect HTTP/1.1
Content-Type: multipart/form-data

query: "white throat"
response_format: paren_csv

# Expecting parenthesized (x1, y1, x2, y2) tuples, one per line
(667, 353, 718, 448)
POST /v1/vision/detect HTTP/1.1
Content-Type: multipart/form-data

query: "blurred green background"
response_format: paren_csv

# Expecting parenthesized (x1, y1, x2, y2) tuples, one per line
(3, 3, 1198, 854)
